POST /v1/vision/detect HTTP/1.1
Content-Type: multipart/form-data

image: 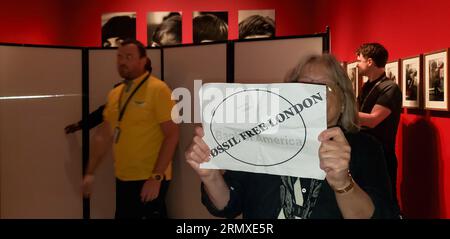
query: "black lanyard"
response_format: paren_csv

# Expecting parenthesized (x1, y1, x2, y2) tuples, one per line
(118, 73, 150, 122)
(360, 75, 386, 111)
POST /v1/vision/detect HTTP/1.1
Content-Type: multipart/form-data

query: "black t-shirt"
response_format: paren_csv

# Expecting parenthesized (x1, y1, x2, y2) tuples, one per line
(358, 74, 402, 153)
(201, 131, 397, 219)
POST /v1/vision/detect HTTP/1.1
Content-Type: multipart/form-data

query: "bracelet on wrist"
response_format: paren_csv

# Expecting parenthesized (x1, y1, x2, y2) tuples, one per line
(332, 173, 354, 194)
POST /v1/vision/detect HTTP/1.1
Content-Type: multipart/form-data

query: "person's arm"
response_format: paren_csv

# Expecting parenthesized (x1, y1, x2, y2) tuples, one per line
(86, 121, 113, 174)
(64, 105, 106, 134)
(358, 104, 391, 128)
(201, 172, 230, 210)
(82, 121, 113, 197)
(86, 105, 106, 129)
(333, 177, 375, 218)
(318, 127, 374, 218)
(152, 120, 179, 175)
(64, 122, 82, 134)
(359, 83, 402, 129)
(141, 81, 181, 202)
(140, 120, 180, 203)
(185, 126, 230, 210)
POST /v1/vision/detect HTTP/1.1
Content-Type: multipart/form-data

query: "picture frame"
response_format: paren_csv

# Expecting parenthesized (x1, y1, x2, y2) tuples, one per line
(346, 61, 359, 97)
(147, 11, 182, 47)
(424, 49, 449, 111)
(385, 59, 401, 88)
(193, 11, 229, 44)
(101, 12, 136, 48)
(238, 9, 275, 39)
(401, 55, 422, 109)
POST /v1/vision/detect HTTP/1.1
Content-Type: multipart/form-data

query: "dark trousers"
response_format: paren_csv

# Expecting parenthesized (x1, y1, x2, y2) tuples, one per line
(115, 178, 170, 219)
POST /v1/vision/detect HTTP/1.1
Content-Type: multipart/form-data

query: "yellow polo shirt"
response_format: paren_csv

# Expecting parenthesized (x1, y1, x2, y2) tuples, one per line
(103, 72, 175, 181)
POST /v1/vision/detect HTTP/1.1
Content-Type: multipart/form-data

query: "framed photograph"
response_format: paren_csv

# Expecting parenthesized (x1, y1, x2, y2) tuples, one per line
(424, 49, 449, 111)
(238, 9, 275, 39)
(147, 11, 182, 47)
(386, 60, 401, 88)
(101, 12, 136, 48)
(401, 55, 422, 109)
(346, 61, 359, 97)
(193, 11, 228, 44)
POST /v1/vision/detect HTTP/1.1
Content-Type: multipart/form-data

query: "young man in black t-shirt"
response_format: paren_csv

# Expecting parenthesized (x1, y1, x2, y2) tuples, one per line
(356, 43, 402, 212)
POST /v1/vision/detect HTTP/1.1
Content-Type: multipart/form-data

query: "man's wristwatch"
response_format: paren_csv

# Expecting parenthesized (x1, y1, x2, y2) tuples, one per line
(150, 173, 164, 182)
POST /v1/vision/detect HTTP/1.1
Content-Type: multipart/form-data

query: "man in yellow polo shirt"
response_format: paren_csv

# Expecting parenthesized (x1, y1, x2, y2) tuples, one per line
(82, 39, 179, 219)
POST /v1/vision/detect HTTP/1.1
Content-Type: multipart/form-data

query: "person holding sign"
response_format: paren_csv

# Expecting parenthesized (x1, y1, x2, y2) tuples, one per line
(185, 54, 397, 219)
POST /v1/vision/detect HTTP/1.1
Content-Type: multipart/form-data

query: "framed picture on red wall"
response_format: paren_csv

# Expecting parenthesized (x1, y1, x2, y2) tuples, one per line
(238, 9, 275, 39)
(386, 59, 401, 88)
(424, 49, 449, 111)
(193, 11, 228, 44)
(147, 11, 182, 47)
(401, 55, 422, 109)
(101, 12, 136, 48)
(346, 61, 359, 97)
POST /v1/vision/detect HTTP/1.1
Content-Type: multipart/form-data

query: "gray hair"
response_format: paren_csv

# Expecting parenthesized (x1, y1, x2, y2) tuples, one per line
(285, 54, 359, 133)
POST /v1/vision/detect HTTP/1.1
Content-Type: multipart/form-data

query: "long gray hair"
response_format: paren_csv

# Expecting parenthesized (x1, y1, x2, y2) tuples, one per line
(285, 54, 359, 133)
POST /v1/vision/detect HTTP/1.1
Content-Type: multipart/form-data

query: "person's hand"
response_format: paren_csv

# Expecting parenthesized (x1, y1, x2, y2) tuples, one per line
(65, 122, 81, 134)
(185, 126, 221, 180)
(82, 174, 95, 198)
(140, 179, 161, 203)
(318, 127, 351, 189)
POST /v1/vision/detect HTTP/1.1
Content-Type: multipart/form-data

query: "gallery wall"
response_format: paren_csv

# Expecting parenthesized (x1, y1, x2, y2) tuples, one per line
(1, 0, 450, 218)
(0, 1, 68, 45)
(0, 0, 317, 46)
(0, 46, 83, 218)
(312, 0, 450, 218)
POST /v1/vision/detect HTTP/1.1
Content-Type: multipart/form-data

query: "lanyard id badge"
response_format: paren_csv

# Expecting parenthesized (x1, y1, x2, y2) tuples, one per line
(114, 73, 150, 144)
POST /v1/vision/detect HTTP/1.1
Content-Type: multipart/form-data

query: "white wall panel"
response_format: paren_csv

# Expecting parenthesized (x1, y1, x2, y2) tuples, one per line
(235, 37, 323, 83)
(0, 46, 83, 218)
(163, 44, 227, 218)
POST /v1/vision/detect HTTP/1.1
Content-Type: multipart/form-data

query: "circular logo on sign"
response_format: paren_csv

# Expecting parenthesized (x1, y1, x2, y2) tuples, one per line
(210, 88, 307, 166)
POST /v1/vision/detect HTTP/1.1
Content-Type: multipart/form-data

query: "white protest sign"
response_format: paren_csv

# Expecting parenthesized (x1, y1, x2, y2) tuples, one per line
(199, 83, 327, 179)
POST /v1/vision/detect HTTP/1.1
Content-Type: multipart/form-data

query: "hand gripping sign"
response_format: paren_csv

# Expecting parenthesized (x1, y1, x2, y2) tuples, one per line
(199, 83, 327, 180)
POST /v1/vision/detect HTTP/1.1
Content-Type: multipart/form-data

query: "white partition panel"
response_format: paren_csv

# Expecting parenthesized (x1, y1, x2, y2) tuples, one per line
(88, 49, 119, 219)
(163, 44, 227, 218)
(0, 46, 83, 218)
(88, 48, 162, 218)
(147, 49, 162, 80)
(235, 37, 323, 83)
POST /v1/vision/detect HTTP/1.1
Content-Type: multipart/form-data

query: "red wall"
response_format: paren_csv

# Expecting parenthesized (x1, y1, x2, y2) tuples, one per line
(2, 0, 449, 218)
(0, 0, 317, 46)
(313, 0, 450, 218)
(0, 1, 68, 45)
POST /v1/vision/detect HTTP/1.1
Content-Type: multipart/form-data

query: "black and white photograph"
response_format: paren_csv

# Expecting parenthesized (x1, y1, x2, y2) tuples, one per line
(402, 55, 422, 108)
(346, 61, 359, 97)
(238, 9, 275, 39)
(424, 49, 449, 110)
(386, 60, 401, 87)
(193, 11, 228, 44)
(101, 12, 136, 48)
(147, 11, 182, 47)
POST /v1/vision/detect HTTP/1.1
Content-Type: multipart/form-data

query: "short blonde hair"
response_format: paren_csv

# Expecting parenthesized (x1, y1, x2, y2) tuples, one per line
(285, 54, 360, 133)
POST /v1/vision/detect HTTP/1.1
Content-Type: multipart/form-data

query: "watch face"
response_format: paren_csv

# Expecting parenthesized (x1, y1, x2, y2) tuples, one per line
(154, 174, 162, 180)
